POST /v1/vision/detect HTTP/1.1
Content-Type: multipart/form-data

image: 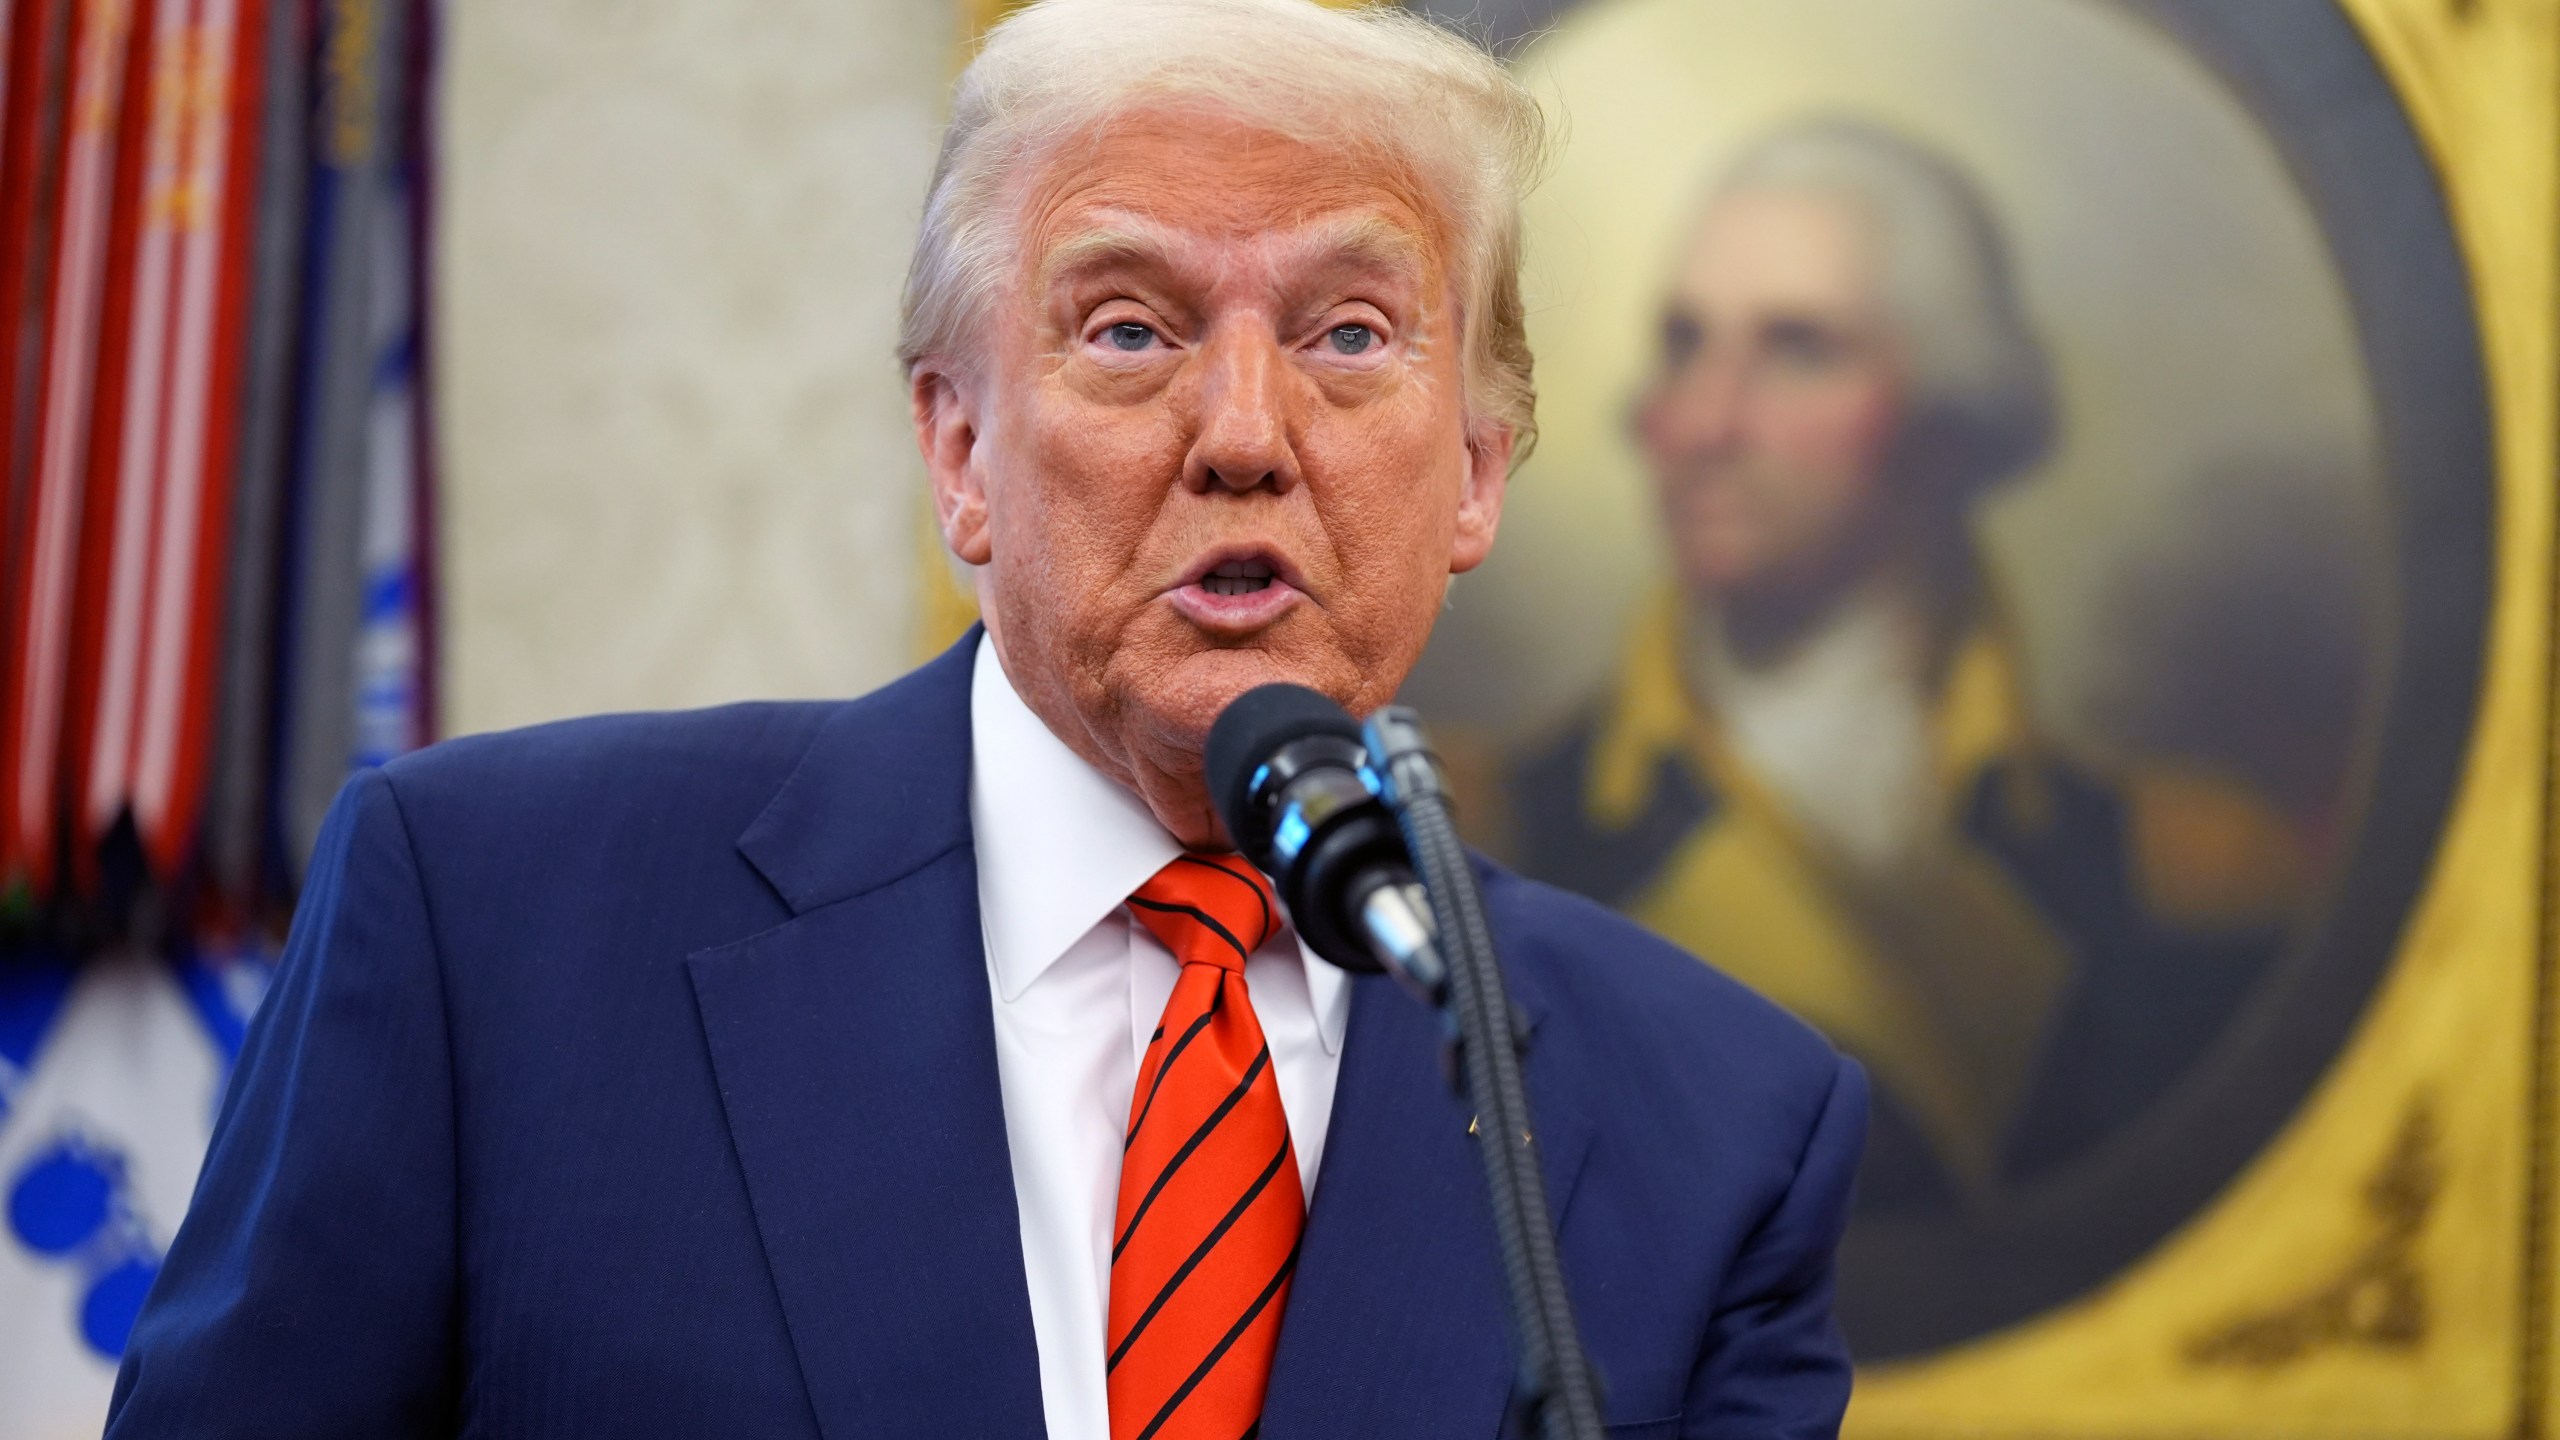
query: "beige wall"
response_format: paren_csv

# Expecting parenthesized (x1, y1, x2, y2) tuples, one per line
(435, 1, 953, 736)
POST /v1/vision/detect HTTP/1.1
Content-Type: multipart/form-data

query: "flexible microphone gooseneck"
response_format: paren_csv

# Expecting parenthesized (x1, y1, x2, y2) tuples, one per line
(1206, 684, 1605, 1440)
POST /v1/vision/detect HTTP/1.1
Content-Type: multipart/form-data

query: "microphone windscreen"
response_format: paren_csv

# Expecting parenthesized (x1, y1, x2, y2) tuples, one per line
(1205, 683, 1362, 855)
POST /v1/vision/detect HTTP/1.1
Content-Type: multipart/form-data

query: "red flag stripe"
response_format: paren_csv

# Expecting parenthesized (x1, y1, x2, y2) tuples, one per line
(4, 0, 139, 896)
(79, 0, 192, 858)
(134, 0, 250, 878)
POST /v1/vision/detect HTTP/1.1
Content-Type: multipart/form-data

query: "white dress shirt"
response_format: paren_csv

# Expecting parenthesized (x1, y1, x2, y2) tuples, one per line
(969, 636, 1351, 1440)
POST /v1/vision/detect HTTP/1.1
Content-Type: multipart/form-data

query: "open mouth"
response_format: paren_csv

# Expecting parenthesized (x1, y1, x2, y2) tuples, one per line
(1167, 546, 1306, 632)
(1200, 558, 1276, 597)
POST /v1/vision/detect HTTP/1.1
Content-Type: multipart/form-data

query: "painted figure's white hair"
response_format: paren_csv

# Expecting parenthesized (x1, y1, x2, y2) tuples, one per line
(1717, 118, 2054, 496)
(899, 0, 1547, 454)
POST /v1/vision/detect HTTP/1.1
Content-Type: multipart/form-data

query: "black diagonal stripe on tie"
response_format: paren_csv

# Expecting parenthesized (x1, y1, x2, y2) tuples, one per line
(1109, 1129, 1294, 1372)
(1128, 895, 1253, 966)
(1126, 981, 1224, 1154)
(1114, 1045, 1271, 1262)
(1175, 853, 1273, 948)
(1132, 1234, 1303, 1440)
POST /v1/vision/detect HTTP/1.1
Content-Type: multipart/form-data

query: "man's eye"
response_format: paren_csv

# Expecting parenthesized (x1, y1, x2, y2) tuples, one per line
(1328, 324, 1377, 355)
(1104, 322, 1157, 352)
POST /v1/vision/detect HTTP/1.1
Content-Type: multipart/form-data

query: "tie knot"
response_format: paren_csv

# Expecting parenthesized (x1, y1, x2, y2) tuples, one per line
(1127, 854, 1278, 972)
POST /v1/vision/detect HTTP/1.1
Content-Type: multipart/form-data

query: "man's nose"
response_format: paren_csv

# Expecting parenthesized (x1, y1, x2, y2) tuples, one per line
(1182, 324, 1299, 494)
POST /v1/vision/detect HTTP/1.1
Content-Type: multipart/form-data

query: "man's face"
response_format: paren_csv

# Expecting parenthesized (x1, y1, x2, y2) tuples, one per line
(915, 108, 1507, 839)
(1635, 187, 1908, 609)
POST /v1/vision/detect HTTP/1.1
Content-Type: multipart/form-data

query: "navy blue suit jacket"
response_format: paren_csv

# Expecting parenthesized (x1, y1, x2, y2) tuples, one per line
(107, 635, 1866, 1438)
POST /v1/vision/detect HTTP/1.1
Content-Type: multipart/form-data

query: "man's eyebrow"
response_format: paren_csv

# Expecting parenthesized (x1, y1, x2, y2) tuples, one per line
(1274, 215, 1429, 278)
(1041, 232, 1158, 283)
(1036, 214, 1430, 292)
(1038, 221, 1181, 290)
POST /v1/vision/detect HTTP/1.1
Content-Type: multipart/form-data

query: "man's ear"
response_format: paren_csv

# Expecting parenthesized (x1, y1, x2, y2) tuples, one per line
(1449, 420, 1514, 575)
(913, 365, 994, 566)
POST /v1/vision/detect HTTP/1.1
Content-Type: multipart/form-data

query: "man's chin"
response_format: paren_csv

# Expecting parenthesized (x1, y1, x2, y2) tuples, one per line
(1124, 643, 1350, 754)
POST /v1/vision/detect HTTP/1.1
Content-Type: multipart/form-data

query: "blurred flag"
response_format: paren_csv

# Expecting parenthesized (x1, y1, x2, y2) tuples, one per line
(0, 0, 441, 1426)
(0, 0, 75, 918)
(0, 942, 269, 1440)
(275, 0, 421, 872)
(197, 0, 301, 925)
(3, 0, 141, 918)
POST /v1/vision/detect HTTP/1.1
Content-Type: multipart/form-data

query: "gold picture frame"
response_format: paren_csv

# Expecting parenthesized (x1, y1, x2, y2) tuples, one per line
(918, 0, 2560, 1432)
(1840, 3, 2557, 1434)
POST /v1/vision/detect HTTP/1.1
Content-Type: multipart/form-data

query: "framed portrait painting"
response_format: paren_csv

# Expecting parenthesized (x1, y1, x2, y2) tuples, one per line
(1386, 0, 2558, 1433)
(926, 0, 2560, 1431)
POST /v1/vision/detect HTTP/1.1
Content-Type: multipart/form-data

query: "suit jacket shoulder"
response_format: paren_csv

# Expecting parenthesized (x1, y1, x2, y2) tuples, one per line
(383, 700, 837, 841)
(1484, 859, 1850, 1133)
(371, 632, 985, 969)
(1474, 862, 1866, 1436)
(358, 702, 839, 984)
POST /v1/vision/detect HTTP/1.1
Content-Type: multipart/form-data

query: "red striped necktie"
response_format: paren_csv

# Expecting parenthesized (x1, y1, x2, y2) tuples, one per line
(1109, 853, 1304, 1440)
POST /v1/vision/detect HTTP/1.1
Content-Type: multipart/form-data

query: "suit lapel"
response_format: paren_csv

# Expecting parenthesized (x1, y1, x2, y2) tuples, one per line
(688, 632, 1046, 1440)
(1261, 959, 1594, 1439)
(682, 632, 1591, 1439)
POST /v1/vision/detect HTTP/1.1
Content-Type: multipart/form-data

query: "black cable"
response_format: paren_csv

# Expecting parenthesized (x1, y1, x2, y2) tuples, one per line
(1368, 710, 1605, 1440)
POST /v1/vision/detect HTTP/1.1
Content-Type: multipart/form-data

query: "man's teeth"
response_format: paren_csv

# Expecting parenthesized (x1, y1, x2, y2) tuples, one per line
(1201, 560, 1275, 597)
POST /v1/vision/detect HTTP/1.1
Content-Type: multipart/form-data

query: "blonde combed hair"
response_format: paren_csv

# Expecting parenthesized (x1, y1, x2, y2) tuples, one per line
(898, 0, 1548, 457)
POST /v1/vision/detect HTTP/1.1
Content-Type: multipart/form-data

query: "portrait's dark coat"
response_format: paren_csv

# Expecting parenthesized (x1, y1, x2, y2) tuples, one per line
(1508, 594, 2286, 1219)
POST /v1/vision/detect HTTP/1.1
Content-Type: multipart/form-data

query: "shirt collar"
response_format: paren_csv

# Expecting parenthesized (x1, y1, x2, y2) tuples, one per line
(1588, 584, 2038, 832)
(967, 636, 1348, 1053)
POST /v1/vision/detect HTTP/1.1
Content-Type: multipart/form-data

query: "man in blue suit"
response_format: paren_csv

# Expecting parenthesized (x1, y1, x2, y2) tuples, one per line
(108, 0, 1866, 1434)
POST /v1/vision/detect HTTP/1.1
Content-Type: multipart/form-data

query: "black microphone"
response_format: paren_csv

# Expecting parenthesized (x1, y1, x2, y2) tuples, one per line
(1205, 683, 1444, 996)
(1209, 684, 1605, 1439)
